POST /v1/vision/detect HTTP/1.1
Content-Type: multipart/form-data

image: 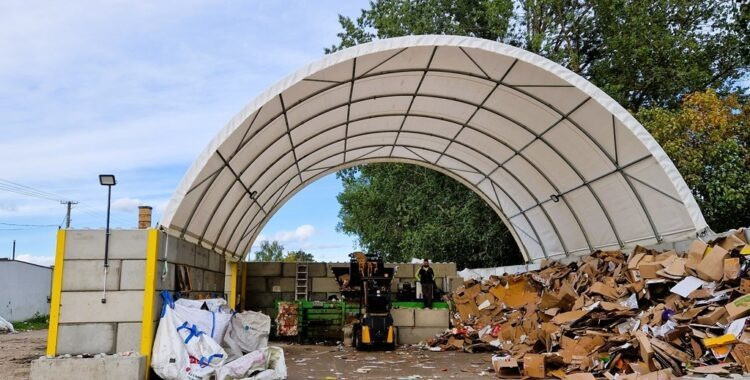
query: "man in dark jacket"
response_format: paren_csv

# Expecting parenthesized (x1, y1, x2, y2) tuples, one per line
(416, 259, 435, 308)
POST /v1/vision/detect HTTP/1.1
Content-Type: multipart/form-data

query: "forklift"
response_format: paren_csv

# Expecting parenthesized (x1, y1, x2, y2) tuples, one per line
(332, 251, 396, 350)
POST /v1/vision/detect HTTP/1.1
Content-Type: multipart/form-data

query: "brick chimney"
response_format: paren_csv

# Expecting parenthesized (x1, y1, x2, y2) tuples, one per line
(138, 206, 152, 229)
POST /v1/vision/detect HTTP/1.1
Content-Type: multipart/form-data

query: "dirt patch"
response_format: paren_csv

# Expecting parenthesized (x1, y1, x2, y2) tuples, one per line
(0, 329, 47, 379)
(280, 343, 493, 379)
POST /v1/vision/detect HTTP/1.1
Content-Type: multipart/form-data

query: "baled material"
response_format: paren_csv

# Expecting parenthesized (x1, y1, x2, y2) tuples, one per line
(161, 35, 708, 262)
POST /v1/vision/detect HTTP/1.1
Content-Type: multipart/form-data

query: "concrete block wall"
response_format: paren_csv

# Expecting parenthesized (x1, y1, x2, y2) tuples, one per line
(57, 229, 226, 355)
(242, 261, 457, 319)
(392, 308, 449, 344)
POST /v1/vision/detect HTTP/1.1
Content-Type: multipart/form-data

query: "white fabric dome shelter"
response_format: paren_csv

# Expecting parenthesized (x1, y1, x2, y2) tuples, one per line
(161, 35, 708, 263)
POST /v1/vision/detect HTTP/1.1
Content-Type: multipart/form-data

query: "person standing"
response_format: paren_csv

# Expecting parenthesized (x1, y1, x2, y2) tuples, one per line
(416, 259, 435, 309)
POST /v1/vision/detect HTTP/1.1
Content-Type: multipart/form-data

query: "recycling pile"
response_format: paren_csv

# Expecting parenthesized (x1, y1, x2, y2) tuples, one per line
(426, 229, 750, 379)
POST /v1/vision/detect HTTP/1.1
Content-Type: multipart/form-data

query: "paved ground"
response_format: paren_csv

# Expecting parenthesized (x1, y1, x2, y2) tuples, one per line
(280, 343, 494, 379)
(0, 329, 47, 379)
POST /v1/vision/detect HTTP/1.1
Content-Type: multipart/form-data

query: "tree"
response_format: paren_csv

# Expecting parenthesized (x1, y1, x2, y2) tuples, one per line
(283, 250, 316, 262)
(337, 164, 523, 269)
(637, 90, 750, 232)
(253, 240, 284, 261)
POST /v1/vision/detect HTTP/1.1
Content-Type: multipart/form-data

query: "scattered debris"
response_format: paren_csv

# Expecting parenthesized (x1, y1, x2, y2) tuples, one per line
(423, 229, 750, 378)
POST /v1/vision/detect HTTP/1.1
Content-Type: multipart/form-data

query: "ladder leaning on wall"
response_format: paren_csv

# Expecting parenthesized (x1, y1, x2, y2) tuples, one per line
(295, 263, 308, 301)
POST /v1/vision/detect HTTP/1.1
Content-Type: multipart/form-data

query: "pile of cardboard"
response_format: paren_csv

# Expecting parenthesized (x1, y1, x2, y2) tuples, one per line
(426, 229, 750, 379)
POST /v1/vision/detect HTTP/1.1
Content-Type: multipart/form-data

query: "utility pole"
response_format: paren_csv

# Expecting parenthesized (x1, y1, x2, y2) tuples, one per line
(12, 240, 15, 260)
(61, 200, 78, 228)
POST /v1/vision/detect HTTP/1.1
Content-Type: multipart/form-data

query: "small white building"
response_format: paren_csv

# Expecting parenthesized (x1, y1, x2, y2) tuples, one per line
(0, 259, 52, 322)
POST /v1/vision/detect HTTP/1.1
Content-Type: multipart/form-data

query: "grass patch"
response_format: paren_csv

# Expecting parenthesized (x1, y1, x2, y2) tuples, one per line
(12, 314, 49, 331)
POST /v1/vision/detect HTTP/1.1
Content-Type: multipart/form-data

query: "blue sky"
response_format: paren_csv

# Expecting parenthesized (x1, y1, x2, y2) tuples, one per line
(0, 1, 370, 266)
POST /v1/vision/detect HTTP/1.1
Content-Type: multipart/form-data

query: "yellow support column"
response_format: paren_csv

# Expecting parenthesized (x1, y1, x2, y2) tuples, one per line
(139, 229, 160, 378)
(46, 229, 66, 357)
(228, 261, 238, 309)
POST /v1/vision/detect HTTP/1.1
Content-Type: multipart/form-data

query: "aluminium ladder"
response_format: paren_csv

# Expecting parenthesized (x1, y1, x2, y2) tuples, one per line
(295, 263, 309, 301)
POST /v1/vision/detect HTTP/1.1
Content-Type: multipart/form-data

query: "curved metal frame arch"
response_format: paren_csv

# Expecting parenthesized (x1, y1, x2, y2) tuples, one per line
(162, 36, 707, 263)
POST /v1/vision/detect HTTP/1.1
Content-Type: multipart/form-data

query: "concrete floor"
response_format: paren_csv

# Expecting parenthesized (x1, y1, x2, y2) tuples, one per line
(280, 343, 494, 379)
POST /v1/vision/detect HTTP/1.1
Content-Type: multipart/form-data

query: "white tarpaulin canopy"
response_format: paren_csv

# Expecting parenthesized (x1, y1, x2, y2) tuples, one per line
(161, 35, 708, 263)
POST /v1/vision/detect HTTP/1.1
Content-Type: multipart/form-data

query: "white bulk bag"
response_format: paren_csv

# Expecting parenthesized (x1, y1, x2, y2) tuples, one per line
(152, 291, 228, 380)
(223, 310, 271, 358)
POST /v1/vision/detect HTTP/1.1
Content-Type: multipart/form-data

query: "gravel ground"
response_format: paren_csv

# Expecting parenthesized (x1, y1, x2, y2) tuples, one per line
(0, 329, 47, 379)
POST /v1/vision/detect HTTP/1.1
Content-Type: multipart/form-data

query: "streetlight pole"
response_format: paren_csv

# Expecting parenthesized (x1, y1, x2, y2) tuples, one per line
(99, 174, 116, 304)
(104, 184, 112, 268)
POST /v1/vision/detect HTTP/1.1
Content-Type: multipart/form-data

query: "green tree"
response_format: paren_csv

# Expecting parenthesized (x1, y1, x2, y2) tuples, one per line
(337, 164, 523, 269)
(637, 90, 750, 232)
(283, 250, 316, 262)
(253, 240, 284, 261)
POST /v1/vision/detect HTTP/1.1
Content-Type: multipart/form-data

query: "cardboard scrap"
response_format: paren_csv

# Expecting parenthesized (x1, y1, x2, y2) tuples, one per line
(425, 231, 750, 379)
(522, 354, 545, 378)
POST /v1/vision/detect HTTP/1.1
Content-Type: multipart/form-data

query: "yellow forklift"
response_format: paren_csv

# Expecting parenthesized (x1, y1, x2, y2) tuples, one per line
(333, 252, 396, 349)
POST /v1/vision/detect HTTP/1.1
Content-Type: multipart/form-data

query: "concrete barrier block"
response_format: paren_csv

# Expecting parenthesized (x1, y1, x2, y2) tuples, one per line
(119, 260, 145, 290)
(281, 292, 295, 302)
(31, 354, 146, 380)
(309, 292, 327, 301)
(415, 308, 449, 327)
(115, 322, 142, 353)
(394, 264, 414, 278)
(431, 263, 457, 277)
(268, 277, 296, 292)
(57, 323, 116, 354)
(63, 260, 121, 291)
(195, 246, 210, 268)
(109, 230, 148, 259)
(247, 277, 266, 292)
(208, 251, 224, 272)
(203, 271, 221, 291)
(397, 327, 446, 345)
(311, 277, 340, 293)
(391, 308, 415, 327)
(59, 291, 144, 323)
(65, 230, 105, 259)
(188, 267, 204, 290)
(434, 277, 445, 290)
(246, 292, 276, 309)
(247, 262, 282, 276)
(282, 263, 297, 277)
(307, 263, 327, 277)
(171, 238, 196, 266)
(155, 261, 176, 291)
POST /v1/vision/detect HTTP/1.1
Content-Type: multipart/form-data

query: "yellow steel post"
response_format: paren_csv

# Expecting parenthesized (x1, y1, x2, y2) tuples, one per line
(229, 261, 238, 309)
(46, 229, 67, 357)
(140, 229, 160, 378)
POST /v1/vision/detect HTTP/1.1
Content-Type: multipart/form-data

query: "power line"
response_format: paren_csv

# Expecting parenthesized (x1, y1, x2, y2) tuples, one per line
(0, 222, 59, 227)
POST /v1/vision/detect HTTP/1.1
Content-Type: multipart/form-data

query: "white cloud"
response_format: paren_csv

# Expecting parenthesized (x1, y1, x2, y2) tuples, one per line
(111, 197, 142, 212)
(14, 254, 54, 267)
(273, 224, 315, 242)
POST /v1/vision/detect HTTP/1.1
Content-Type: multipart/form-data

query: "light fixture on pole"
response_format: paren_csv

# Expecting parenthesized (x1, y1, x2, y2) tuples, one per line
(99, 174, 116, 303)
